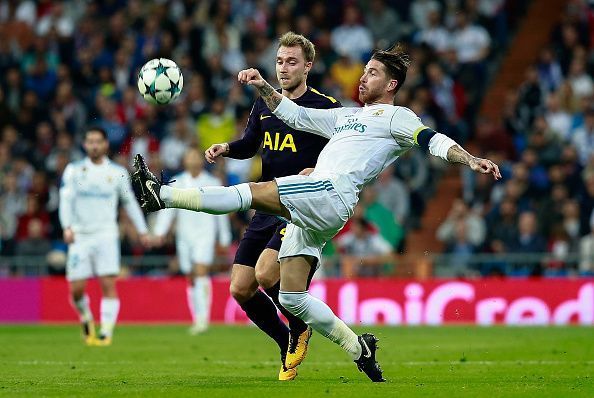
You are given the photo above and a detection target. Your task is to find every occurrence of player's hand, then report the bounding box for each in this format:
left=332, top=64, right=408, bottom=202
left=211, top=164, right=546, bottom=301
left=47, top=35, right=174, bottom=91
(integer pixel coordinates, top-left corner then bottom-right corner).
left=299, top=168, right=315, bottom=176
left=205, top=143, right=229, bottom=164
left=63, top=227, right=74, bottom=244
left=152, top=235, right=165, bottom=247
left=139, top=233, right=152, bottom=248
left=469, top=157, right=502, bottom=180
left=237, top=68, right=266, bottom=88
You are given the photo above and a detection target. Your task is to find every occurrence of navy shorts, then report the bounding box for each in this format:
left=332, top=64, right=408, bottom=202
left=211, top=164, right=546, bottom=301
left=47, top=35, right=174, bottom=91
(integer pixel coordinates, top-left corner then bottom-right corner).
left=233, top=212, right=287, bottom=267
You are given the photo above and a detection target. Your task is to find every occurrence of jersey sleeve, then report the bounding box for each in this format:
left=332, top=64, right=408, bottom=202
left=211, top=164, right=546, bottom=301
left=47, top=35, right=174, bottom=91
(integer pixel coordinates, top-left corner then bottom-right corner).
left=272, top=96, right=340, bottom=139
left=389, top=107, right=431, bottom=147
left=58, top=164, right=75, bottom=229
left=118, top=170, right=148, bottom=234
left=227, top=102, right=263, bottom=159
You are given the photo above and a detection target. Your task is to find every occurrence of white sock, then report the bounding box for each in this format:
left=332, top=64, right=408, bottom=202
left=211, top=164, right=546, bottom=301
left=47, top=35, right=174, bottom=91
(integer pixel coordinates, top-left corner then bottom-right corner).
left=73, top=294, right=93, bottom=323
left=160, top=184, right=252, bottom=214
left=279, top=291, right=362, bottom=360
left=186, top=286, right=195, bottom=323
left=100, top=297, right=120, bottom=338
left=193, top=276, right=212, bottom=327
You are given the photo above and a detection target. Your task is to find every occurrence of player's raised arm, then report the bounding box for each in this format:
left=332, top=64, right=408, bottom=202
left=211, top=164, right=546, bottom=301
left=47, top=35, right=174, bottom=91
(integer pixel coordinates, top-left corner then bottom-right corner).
left=238, top=68, right=338, bottom=139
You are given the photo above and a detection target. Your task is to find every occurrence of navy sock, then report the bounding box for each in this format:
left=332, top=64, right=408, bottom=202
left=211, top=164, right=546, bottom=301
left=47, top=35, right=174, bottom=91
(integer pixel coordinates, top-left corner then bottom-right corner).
left=265, top=281, right=308, bottom=336
left=240, top=290, right=289, bottom=353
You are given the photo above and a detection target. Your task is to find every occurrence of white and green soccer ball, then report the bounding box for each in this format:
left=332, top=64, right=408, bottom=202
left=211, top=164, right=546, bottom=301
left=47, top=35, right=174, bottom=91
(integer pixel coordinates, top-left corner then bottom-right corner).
left=137, top=58, right=184, bottom=105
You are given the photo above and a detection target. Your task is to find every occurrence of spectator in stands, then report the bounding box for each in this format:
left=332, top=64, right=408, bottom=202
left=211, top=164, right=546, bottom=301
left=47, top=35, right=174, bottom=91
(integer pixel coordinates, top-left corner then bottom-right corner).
left=329, top=54, right=364, bottom=103
left=364, top=0, right=402, bottom=49
left=506, top=211, right=547, bottom=276
left=414, top=9, right=451, bottom=54
left=0, top=171, right=26, bottom=254
left=15, top=194, right=50, bottom=242
left=195, top=97, right=235, bottom=152
left=544, top=92, right=572, bottom=142
left=567, top=58, right=594, bottom=100
left=560, top=199, right=581, bottom=252
left=15, top=218, right=51, bottom=258
left=451, top=9, right=490, bottom=67
left=538, top=184, right=569, bottom=237
left=443, top=220, right=478, bottom=276
left=45, top=131, right=83, bottom=173
left=95, top=94, right=126, bottom=150
left=160, top=117, right=193, bottom=175
left=410, top=0, right=441, bottom=30
left=336, top=217, right=395, bottom=278
left=537, top=47, right=563, bottom=93
left=116, top=86, right=145, bottom=125
left=571, top=106, right=594, bottom=166
left=119, top=117, right=160, bottom=168
left=375, top=165, right=410, bottom=226
left=578, top=214, right=594, bottom=275
left=437, top=198, right=486, bottom=248
left=358, top=185, right=405, bottom=252
left=330, top=4, right=373, bottom=62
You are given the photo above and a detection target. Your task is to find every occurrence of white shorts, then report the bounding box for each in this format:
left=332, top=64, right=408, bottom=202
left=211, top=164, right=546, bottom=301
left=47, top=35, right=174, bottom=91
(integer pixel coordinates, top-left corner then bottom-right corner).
left=177, top=239, right=215, bottom=274
left=66, top=235, right=120, bottom=281
left=275, top=175, right=349, bottom=262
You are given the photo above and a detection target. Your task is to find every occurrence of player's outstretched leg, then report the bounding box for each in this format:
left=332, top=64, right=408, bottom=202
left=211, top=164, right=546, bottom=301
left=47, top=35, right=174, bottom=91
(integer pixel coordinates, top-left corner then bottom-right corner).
left=132, top=154, right=253, bottom=215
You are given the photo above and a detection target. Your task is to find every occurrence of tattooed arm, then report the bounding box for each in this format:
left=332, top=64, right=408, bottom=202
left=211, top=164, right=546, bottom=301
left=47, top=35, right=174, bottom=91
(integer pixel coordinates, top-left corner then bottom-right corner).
left=447, top=144, right=502, bottom=180
left=237, top=68, right=283, bottom=111
left=238, top=68, right=339, bottom=139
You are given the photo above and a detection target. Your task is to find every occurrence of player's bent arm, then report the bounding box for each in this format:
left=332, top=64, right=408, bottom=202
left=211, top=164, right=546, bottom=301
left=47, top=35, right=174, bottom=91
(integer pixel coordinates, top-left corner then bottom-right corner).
left=271, top=96, right=337, bottom=139
left=58, top=165, right=75, bottom=230
left=119, top=173, right=149, bottom=234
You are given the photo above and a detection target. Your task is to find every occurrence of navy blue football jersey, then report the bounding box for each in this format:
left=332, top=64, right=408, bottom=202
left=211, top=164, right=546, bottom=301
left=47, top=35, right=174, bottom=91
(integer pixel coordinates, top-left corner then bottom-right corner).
left=226, top=87, right=341, bottom=182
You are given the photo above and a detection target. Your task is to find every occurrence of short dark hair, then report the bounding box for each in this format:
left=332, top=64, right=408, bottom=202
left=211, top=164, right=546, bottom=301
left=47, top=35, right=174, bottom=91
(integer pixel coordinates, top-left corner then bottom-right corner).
left=85, top=126, right=108, bottom=140
left=371, top=43, right=411, bottom=94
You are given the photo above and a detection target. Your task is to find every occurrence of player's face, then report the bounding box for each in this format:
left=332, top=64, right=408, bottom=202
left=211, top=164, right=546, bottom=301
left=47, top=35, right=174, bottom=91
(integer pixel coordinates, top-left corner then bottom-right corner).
left=276, top=46, right=312, bottom=91
left=183, top=149, right=203, bottom=174
left=358, top=59, right=397, bottom=104
left=83, top=131, right=108, bottom=160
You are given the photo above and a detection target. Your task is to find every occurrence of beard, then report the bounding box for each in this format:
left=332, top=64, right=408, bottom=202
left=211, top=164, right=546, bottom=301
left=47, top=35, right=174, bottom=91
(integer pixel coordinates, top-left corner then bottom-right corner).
left=358, top=87, right=382, bottom=104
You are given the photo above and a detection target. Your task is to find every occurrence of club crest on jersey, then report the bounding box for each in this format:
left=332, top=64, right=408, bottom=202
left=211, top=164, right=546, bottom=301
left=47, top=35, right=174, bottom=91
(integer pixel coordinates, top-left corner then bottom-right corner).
left=372, top=109, right=384, bottom=116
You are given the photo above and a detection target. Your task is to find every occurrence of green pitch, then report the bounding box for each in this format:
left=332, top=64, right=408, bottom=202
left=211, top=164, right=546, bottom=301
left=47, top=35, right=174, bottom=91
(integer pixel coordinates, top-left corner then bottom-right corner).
left=1, top=325, right=593, bottom=397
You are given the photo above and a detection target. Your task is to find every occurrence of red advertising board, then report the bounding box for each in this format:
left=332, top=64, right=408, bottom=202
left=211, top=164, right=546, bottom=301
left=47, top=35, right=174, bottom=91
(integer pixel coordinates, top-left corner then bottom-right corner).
left=2, top=277, right=593, bottom=325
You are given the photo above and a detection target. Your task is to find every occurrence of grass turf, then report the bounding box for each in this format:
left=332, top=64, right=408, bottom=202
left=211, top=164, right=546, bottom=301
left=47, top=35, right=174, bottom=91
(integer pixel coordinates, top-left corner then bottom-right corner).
left=0, top=325, right=592, bottom=397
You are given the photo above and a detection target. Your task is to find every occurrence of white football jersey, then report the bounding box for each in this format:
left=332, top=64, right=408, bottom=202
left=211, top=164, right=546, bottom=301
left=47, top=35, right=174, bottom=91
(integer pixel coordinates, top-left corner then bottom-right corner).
left=273, top=97, right=426, bottom=214
left=153, top=171, right=232, bottom=246
left=59, top=157, right=148, bottom=236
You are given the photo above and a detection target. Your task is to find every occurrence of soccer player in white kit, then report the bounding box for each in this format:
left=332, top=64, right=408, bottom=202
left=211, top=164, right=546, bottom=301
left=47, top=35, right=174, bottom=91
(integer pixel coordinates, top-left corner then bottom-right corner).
left=59, top=127, right=150, bottom=346
left=133, top=44, right=501, bottom=381
left=152, top=148, right=231, bottom=334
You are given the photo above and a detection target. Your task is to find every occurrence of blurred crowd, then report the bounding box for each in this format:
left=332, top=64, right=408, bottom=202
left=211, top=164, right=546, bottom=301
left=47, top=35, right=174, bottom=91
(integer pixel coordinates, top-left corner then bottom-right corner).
left=437, top=0, right=594, bottom=277
left=0, top=0, right=525, bottom=277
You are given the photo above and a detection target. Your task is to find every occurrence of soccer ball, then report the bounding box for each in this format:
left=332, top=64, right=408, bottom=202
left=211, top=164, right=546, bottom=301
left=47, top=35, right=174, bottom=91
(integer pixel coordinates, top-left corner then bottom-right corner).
left=137, top=58, right=184, bottom=105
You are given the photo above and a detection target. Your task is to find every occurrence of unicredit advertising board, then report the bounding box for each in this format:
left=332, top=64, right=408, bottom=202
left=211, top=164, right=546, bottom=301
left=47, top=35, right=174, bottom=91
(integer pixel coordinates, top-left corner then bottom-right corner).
left=0, top=278, right=592, bottom=325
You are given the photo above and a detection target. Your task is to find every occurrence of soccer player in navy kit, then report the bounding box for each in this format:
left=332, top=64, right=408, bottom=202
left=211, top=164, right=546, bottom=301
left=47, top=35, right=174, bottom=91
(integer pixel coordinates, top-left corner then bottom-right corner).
left=205, top=32, right=341, bottom=380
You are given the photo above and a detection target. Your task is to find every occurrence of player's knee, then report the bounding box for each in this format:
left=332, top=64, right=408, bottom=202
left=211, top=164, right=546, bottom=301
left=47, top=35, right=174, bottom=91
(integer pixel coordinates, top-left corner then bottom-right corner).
left=255, top=267, right=278, bottom=290
left=278, top=291, right=307, bottom=316
left=229, top=282, right=255, bottom=304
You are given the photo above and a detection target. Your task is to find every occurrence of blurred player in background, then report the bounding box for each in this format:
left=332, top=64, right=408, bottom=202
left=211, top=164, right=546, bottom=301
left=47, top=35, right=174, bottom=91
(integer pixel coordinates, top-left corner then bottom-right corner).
left=205, top=32, right=341, bottom=380
left=59, top=127, right=149, bottom=346
left=152, top=148, right=231, bottom=334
